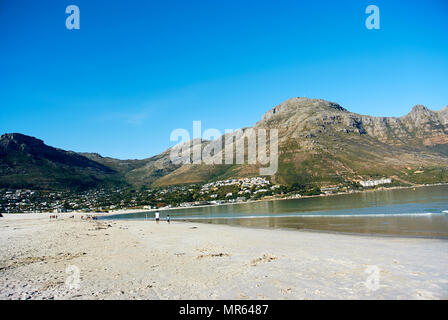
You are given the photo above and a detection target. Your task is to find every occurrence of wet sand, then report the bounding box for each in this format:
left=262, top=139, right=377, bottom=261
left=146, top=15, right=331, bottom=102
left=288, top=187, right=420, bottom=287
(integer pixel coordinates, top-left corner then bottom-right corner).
left=0, top=213, right=447, bottom=300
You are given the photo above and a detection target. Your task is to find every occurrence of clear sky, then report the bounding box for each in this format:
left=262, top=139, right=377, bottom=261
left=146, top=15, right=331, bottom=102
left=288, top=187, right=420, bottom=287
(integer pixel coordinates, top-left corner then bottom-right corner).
left=1, top=0, right=447, bottom=159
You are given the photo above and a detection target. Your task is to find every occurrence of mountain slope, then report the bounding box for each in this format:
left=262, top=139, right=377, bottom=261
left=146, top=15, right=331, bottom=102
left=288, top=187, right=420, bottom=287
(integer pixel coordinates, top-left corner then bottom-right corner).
left=1, top=98, right=447, bottom=190
left=0, top=134, right=125, bottom=190
left=79, top=152, right=152, bottom=175
left=149, top=98, right=448, bottom=186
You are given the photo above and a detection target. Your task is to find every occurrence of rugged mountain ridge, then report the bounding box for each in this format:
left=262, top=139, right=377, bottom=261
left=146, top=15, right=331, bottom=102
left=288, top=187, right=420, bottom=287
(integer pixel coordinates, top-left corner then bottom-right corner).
left=1, top=98, right=447, bottom=190
left=257, top=98, right=448, bottom=143
left=149, top=98, right=448, bottom=186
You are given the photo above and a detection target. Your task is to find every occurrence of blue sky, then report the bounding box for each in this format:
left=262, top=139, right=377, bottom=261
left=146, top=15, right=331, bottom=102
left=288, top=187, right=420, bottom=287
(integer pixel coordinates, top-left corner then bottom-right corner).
left=1, top=0, right=447, bottom=159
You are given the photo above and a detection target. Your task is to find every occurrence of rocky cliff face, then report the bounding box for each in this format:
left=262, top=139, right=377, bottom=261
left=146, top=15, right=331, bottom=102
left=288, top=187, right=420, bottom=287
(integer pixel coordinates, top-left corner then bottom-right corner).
left=250, top=98, right=448, bottom=151
left=256, top=98, right=448, bottom=144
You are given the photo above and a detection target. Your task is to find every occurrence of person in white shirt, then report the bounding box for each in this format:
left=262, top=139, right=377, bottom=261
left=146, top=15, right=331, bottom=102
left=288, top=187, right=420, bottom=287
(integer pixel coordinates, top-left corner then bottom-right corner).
left=155, top=211, right=160, bottom=224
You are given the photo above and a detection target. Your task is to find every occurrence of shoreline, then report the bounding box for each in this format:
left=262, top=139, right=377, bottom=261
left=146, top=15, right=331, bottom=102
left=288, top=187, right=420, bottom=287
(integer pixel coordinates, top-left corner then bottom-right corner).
left=1, top=214, right=447, bottom=299
left=109, top=182, right=448, bottom=215
left=2, top=182, right=447, bottom=217
left=101, top=182, right=448, bottom=216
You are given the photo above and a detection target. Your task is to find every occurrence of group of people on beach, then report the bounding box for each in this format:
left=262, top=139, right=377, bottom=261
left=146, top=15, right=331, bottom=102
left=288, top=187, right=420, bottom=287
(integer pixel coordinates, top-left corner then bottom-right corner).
left=154, top=211, right=170, bottom=224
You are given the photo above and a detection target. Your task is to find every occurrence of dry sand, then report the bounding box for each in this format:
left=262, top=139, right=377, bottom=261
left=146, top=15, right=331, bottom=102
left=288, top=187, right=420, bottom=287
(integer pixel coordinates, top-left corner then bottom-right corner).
left=0, top=213, right=447, bottom=300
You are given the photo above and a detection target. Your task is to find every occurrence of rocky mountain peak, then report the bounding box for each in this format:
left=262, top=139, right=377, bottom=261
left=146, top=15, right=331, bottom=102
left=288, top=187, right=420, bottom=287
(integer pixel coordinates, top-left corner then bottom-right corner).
left=437, top=106, right=448, bottom=124
left=258, top=97, right=347, bottom=126
left=410, top=104, right=430, bottom=113
left=1, top=133, right=44, bottom=146
left=401, top=104, right=438, bottom=125
left=0, top=133, right=46, bottom=155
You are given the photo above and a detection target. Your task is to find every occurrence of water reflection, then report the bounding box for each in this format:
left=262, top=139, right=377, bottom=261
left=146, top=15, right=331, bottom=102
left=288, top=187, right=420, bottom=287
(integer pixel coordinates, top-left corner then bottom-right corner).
left=105, top=185, right=448, bottom=238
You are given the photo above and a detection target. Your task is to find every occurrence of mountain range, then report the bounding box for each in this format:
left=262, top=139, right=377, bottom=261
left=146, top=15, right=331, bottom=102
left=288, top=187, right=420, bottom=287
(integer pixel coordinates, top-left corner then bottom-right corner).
left=1, top=97, right=448, bottom=190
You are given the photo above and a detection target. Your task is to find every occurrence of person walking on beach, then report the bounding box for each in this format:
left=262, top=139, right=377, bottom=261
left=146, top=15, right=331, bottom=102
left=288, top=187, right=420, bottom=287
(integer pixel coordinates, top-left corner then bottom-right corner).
left=155, top=211, right=160, bottom=224
left=167, top=215, right=170, bottom=224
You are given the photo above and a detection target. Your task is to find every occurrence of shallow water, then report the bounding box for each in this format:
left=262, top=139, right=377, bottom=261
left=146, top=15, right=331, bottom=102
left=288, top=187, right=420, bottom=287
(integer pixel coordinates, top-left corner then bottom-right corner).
left=104, top=185, right=448, bottom=238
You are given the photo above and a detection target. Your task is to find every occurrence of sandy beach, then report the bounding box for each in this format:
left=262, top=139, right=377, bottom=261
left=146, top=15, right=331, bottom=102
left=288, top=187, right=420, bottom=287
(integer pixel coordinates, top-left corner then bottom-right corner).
left=0, top=213, right=447, bottom=300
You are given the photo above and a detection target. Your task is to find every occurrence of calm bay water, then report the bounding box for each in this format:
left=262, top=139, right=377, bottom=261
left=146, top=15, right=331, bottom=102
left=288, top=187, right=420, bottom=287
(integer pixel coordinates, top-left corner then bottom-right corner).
left=104, top=185, right=448, bottom=238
